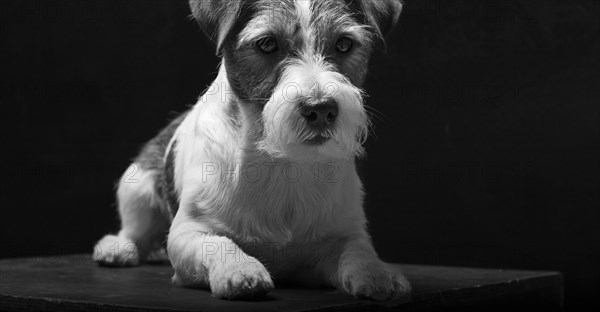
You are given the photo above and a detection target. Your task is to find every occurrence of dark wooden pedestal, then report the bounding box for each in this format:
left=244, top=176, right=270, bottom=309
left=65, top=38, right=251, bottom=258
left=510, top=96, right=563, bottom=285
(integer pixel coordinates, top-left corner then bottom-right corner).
left=0, top=255, right=562, bottom=311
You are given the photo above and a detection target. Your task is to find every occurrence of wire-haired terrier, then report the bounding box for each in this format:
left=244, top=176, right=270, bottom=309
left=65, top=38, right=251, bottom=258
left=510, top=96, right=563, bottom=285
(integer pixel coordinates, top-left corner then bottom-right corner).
left=94, top=0, right=410, bottom=301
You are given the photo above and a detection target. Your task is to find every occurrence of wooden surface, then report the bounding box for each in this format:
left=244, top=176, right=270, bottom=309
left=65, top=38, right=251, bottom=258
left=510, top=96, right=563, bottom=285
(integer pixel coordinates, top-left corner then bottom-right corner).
left=0, top=255, right=562, bottom=311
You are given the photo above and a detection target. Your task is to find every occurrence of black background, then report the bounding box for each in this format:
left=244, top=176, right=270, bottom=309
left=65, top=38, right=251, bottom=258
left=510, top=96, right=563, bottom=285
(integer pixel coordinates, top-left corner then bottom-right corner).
left=1, top=0, right=599, bottom=310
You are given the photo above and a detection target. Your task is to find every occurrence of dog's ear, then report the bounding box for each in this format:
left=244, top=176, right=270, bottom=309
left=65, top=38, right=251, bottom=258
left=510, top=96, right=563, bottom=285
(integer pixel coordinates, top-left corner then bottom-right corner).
left=189, top=0, right=244, bottom=55
left=357, top=0, right=403, bottom=49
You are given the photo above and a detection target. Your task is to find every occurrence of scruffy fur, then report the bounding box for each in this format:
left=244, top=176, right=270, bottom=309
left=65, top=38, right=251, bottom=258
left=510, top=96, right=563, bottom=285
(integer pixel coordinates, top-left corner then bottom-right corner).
left=94, top=0, right=410, bottom=301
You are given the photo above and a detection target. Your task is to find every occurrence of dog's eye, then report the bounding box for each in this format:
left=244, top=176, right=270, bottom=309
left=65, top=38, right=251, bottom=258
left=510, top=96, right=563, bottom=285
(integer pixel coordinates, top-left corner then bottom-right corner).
left=256, top=37, right=278, bottom=53
left=335, top=37, right=353, bottom=53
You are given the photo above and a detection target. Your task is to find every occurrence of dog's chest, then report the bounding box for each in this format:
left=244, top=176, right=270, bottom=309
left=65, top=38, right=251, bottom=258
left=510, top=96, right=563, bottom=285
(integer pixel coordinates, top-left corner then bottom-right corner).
left=214, top=160, right=346, bottom=244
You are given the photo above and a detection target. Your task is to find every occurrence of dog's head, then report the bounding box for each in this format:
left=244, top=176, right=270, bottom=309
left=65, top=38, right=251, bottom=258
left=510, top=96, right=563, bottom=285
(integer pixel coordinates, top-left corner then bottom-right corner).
left=190, top=0, right=402, bottom=160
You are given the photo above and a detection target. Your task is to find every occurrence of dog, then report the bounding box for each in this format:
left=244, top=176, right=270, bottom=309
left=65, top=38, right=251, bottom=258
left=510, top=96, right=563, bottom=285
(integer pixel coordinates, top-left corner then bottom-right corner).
left=93, top=0, right=410, bottom=301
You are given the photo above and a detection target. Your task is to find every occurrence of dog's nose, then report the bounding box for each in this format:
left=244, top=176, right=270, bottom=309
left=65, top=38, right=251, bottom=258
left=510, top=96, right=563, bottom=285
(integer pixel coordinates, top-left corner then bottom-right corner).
left=300, top=99, right=339, bottom=129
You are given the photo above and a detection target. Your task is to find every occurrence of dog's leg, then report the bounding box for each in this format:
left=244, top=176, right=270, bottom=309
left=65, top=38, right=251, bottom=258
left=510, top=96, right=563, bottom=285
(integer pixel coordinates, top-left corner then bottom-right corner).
left=93, top=165, right=169, bottom=266
left=167, top=218, right=274, bottom=299
left=315, top=234, right=412, bottom=301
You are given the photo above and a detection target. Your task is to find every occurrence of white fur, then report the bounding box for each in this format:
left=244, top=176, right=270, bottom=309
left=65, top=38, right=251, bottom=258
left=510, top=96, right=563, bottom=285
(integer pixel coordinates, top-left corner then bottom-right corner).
left=296, top=0, right=314, bottom=49
left=94, top=167, right=170, bottom=266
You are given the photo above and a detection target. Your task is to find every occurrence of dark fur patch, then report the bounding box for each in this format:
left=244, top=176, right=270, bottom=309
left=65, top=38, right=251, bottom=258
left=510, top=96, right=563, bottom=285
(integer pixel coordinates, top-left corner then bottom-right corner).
left=222, top=1, right=296, bottom=107
left=134, top=111, right=188, bottom=216
left=311, top=0, right=374, bottom=86
left=355, top=0, right=403, bottom=48
left=189, top=0, right=251, bottom=54
left=161, top=139, right=179, bottom=216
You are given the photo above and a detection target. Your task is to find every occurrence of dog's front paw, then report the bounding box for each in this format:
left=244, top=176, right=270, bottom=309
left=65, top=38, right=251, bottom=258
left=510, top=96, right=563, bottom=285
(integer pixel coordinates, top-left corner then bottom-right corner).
left=208, top=257, right=274, bottom=300
left=339, top=261, right=411, bottom=301
left=93, top=235, right=139, bottom=267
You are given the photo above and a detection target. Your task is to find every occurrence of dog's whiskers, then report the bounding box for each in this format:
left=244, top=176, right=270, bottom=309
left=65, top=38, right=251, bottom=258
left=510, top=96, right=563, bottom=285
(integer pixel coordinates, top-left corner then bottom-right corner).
left=364, top=105, right=389, bottom=124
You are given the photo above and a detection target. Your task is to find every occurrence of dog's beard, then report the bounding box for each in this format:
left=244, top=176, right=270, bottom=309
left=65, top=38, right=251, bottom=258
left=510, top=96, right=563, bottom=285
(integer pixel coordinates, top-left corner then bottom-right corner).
left=257, top=60, right=369, bottom=161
